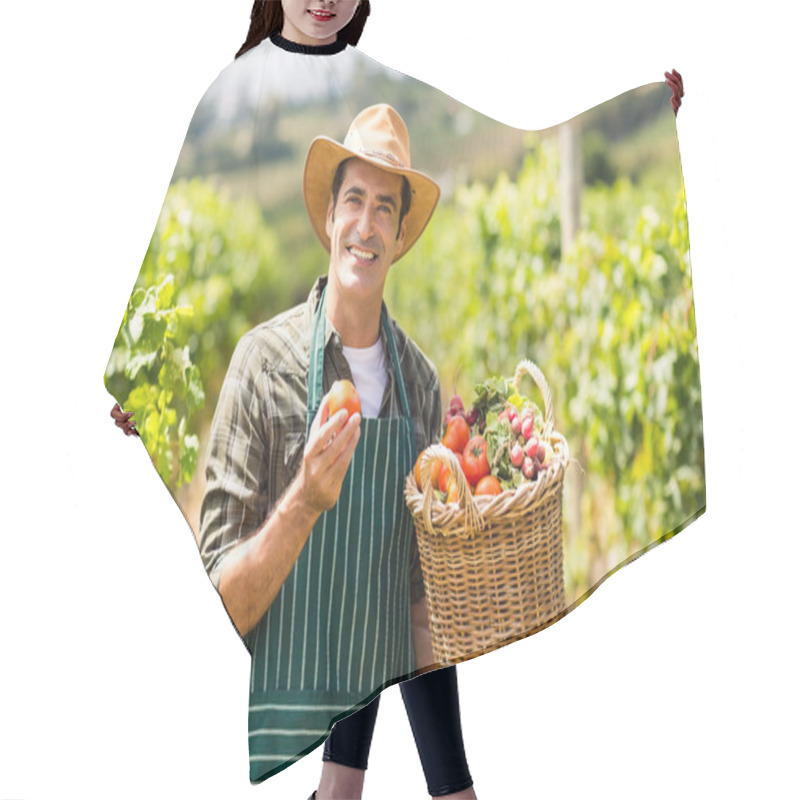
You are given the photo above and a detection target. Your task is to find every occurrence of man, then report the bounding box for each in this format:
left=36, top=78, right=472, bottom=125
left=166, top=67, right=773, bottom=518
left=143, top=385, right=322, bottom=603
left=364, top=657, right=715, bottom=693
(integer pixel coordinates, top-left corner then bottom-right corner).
left=199, top=104, right=476, bottom=798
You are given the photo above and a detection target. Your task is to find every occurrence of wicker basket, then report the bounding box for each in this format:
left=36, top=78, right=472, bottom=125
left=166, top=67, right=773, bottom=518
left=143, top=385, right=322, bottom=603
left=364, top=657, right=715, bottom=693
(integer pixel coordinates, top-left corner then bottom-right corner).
left=404, top=360, right=568, bottom=666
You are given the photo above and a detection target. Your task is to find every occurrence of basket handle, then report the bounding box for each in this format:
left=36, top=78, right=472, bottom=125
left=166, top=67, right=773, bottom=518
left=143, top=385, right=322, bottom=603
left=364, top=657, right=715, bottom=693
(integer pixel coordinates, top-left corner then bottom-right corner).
left=419, top=443, right=484, bottom=538
left=513, top=359, right=555, bottom=439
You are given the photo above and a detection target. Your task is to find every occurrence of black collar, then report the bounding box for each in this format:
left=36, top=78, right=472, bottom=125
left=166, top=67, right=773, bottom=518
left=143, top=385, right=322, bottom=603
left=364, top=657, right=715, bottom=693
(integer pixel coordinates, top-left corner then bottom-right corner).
left=270, top=33, right=347, bottom=55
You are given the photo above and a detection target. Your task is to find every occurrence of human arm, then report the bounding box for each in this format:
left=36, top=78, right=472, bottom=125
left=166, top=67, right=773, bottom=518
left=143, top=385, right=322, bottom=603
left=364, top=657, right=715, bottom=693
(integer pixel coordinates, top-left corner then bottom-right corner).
left=197, top=319, right=367, bottom=637
left=217, top=400, right=361, bottom=637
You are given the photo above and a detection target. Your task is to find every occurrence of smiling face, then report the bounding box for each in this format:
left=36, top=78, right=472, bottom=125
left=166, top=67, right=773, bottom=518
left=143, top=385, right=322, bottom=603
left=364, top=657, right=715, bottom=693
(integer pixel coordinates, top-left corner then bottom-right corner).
left=325, top=158, right=409, bottom=309
left=280, top=0, right=360, bottom=46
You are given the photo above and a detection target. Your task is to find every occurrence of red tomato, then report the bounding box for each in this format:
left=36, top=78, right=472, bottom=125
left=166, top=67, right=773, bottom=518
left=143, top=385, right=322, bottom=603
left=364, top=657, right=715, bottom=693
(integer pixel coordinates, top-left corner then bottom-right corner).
left=438, top=452, right=464, bottom=493
left=414, top=451, right=442, bottom=492
left=430, top=459, right=442, bottom=491
left=328, top=379, right=361, bottom=419
left=462, top=435, right=490, bottom=487
left=474, top=475, right=503, bottom=496
left=442, top=415, right=470, bottom=453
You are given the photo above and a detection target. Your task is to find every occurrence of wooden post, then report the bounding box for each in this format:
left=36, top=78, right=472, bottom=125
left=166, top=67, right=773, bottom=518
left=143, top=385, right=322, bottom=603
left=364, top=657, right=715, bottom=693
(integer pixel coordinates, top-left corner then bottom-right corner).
left=559, top=119, right=582, bottom=256
left=559, top=119, right=585, bottom=558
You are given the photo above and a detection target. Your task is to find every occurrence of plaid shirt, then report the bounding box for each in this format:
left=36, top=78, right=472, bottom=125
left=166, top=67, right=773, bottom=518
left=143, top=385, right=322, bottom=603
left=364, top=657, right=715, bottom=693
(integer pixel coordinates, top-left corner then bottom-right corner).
left=199, top=276, right=441, bottom=602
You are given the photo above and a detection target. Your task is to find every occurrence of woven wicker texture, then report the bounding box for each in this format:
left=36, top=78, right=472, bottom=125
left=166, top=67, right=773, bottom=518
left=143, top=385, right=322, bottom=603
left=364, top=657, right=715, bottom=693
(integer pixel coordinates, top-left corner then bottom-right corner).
left=404, top=361, right=569, bottom=665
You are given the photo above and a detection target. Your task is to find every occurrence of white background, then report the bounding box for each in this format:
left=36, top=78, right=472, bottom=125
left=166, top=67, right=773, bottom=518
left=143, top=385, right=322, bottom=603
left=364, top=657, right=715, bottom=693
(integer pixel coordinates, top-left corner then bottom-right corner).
left=1, top=1, right=798, bottom=798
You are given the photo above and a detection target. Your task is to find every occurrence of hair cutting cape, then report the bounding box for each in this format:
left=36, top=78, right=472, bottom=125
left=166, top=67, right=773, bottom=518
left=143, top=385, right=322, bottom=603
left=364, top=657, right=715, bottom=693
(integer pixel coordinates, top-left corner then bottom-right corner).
left=105, top=35, right=705, bottom=783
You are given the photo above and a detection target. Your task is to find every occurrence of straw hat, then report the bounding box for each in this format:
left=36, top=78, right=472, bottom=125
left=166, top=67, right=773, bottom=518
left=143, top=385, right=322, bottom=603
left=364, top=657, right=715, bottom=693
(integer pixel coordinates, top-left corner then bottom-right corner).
left=303, top=104, right=441, bottom=263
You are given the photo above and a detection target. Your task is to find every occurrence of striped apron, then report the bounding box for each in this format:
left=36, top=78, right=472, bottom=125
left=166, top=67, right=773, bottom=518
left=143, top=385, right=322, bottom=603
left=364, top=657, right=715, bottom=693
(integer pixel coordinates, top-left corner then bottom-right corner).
left=245, top=285, right=418, bottom=783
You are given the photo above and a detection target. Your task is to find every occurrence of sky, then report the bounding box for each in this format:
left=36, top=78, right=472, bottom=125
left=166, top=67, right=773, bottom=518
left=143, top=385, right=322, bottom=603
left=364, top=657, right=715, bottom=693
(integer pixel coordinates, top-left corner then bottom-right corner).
left=1, top=1, right=798, bottom=799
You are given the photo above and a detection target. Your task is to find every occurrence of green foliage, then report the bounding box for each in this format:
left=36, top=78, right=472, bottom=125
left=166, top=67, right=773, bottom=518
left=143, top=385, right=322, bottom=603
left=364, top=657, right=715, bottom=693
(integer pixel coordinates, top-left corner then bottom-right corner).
left=582, top=129, right=616, bottom=186
left=388, top=132, right=704, bottom=599
left=549, top=182, right=704, bottom=568
left=105, top=108, right=703, bottom=603
left=133, top=179, right=285, bottom=387
left=393, top=137, right=562, bottom=392
left=471, top=375, right=515, bottom=425
left=106, top=179, right=286, bottom=489
left=105, top=275, right=203, bottom=487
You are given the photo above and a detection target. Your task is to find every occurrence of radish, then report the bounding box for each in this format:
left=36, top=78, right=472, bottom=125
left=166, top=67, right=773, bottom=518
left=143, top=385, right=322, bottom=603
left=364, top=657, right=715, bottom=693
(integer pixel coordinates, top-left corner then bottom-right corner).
left=522, top=457, right=537, bottom=480
left=509, top=443, right=524, bottom=468
left=521, top=415, right=535, bottom=441
left=524, top=436, right=539, bottom=459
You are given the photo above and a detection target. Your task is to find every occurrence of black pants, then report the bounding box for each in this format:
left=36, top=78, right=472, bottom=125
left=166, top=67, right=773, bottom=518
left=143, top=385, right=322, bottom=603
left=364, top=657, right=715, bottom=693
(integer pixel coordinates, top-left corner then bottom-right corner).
left=323, top=666, right=473, bottom=797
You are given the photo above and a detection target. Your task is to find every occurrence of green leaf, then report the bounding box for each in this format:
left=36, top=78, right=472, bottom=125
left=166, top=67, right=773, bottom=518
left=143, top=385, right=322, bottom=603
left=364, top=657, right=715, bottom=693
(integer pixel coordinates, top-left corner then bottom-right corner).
left=125, top=383, right=158, bottom=411
left=185, top=365, right=205, bottom=412
left=507, top=392, right=524, bottom=411
left=125, top=350, right=159, bottom=381
left=159, top=345, right=192, bottom=396
left=179, top=433, right=200, bottom=486
left=156, top=274, right=176, bottom=310
left=135, top=312, right=168, bottom=355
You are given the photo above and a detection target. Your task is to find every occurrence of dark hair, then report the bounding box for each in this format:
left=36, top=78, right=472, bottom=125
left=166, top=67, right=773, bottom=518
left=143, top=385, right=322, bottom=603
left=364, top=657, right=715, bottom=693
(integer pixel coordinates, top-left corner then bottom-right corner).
left=236, top=1, right=371, bottom=59
left=331, top=157, right=412, bottom=240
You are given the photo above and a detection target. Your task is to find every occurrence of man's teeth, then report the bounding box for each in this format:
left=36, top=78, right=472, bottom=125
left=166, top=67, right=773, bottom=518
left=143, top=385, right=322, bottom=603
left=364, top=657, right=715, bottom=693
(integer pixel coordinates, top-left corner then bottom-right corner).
left=348, top=246, right=376, bottom=261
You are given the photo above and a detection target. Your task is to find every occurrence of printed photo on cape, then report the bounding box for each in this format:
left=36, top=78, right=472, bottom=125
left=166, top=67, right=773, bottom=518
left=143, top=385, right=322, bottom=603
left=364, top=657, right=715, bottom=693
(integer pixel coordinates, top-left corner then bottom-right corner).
left=104, top=35, right=705, bottom=783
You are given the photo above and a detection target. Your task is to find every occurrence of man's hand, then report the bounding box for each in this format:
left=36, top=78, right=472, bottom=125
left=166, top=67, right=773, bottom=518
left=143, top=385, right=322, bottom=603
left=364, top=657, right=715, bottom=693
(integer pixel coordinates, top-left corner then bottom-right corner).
left=217, top=390, right=360, bottom=637
left=297, top=391, right=362, bottom=514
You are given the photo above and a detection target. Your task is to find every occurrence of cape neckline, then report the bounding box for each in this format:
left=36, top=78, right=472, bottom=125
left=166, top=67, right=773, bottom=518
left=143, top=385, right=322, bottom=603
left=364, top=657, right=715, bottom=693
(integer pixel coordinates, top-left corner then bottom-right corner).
left=270, top=32, right=348, bottom=55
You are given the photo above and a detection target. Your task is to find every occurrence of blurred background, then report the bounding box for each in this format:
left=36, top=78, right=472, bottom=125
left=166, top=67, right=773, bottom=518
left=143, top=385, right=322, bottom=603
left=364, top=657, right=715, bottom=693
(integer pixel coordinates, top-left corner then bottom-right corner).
left=104, top=54, right=703, bottom=611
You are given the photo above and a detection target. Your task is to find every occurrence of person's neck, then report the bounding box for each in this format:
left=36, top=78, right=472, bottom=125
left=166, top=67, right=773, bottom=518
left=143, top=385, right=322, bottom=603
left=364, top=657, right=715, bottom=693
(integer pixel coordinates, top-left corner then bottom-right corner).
left=325, top=283, right=382, bottom=349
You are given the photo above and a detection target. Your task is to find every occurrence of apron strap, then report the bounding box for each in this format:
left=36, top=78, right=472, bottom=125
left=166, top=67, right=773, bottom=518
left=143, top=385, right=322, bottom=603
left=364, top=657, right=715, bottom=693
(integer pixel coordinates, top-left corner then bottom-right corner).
left=381, top=304, right=413, bottom=421
left=307, top=283, right=414, bottom=428
left=307, top=284, right=328, bottom=429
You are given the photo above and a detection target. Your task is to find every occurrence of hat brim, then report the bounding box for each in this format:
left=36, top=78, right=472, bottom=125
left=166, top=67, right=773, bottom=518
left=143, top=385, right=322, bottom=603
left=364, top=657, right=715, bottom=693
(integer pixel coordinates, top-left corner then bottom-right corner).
left=303, top=137, right=441, bottom=264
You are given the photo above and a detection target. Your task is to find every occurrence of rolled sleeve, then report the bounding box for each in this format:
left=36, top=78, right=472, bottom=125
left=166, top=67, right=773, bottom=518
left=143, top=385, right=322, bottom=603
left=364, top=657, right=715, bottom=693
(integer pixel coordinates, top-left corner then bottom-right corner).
left=199, top=333, right=273, bottom=588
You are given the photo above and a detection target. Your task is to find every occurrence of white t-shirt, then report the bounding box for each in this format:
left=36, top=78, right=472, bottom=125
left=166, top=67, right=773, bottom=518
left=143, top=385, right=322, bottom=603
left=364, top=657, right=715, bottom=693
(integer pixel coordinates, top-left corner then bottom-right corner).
left=342, top=340, right=387, bottom=419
